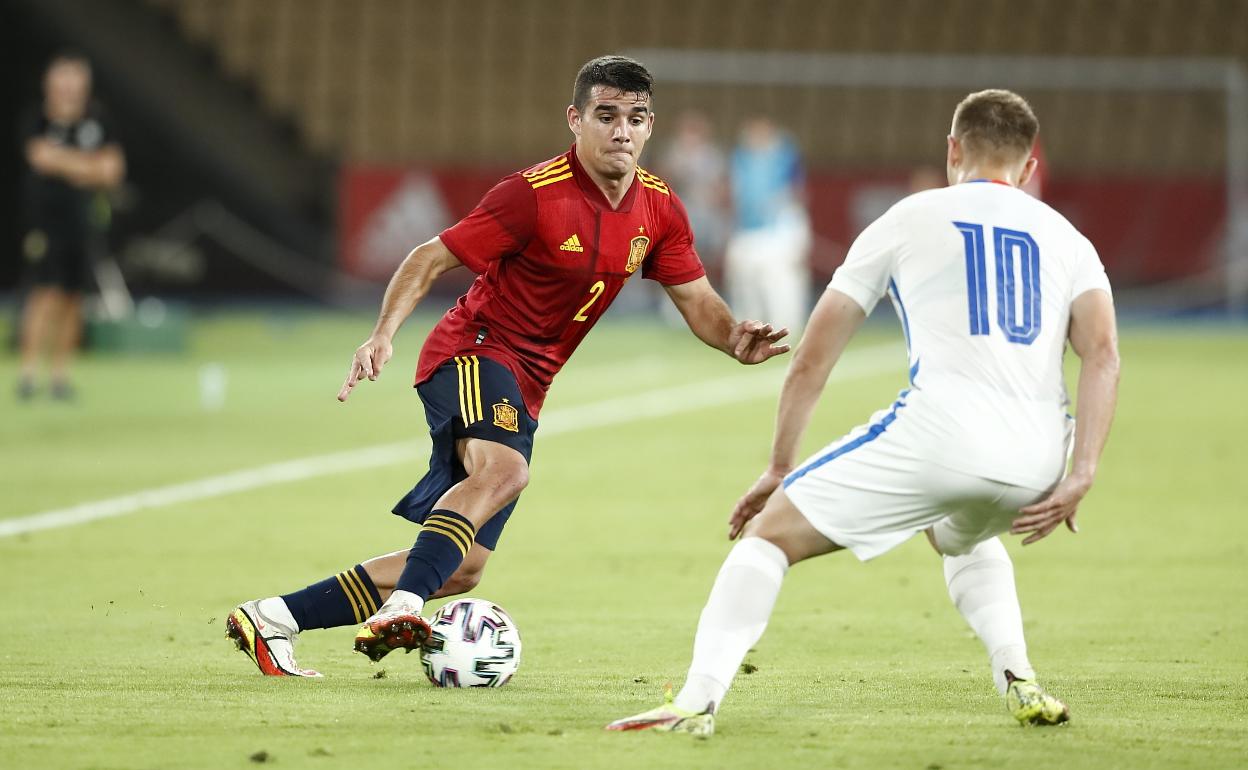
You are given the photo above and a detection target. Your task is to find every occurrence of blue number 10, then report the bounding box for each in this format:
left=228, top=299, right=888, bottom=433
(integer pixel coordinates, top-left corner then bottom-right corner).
left=953, top=222, right=1041, bottom=344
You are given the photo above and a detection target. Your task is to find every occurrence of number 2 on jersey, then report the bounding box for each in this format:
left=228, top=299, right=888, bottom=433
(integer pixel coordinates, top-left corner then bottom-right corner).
left=953, top=222, right=1041, bottom=344
left=573, top=280, right=606, bottom=322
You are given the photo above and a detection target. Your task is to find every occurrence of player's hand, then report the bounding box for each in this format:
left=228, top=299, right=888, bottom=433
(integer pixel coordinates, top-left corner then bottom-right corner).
left=1010, top=472, right=1092, bottom=545
left=27, top=138, right=65, bottom=174
left=337, top=335, right=394, bottom=402
left=729, top=468, right=785, bottom=540
left=728, top=320, right=791, bottom=365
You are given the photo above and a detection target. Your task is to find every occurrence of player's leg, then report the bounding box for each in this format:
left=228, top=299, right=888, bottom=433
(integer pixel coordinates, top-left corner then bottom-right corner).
left=607, top=487, right=839, bottom=734
left=360, top=541, right=492, bottom=599
left=226, top=544, right=496, bottom=678
left=17, top=230, right=66, bottom=396
left=761, top=216, right=812, bottom=333
left=47, top=239, right=88, bottom=398
left=744, top=232, right=773, bottom=323
left=762, top=257, right=808, bottom=335
left=356, top=437, right=525, bottom=658
left=927, top=528, right=1034, bottom=694
left=225, top=559, right=386, bottom=677
left=17, top=285, right=59, bottom=396
left=679, top=488, right=839, bottom=709
left=927, top=487, right=1070, bottom=725
left=232, top=453, right=524, bottom=674
left=49, top=289, right=83, bottom=399
left=610, top=396, right=935, bottom=733
left=380, top=435, right=527, bottom=602
left=227, top=356, right=531, bottom=675
left=724, top=230, right=764, bottom=322
left=356, top=356, right=535, bottom=659
left=261, top=527, right=495, bottom=657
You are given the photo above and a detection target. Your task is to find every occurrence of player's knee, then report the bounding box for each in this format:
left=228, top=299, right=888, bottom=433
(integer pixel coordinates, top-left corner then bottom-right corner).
left=483, top=455, right=529, bottom=500
left=442, top=567, right=484, bottom=596
left=740, top=518, right=802, bottom=565
left=924, top=527, right=949, bottom=555
left=928, top=524, right=991, bottom=558
left=507, top=460, right=530, bottom=494
left=465, top=440, right=529, bottom=499
left=935, top=541, right=974, bottom=557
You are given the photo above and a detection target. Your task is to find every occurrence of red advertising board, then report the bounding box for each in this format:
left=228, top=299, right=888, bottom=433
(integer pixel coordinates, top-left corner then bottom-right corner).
left=340, top=165, right=1224, bottom=288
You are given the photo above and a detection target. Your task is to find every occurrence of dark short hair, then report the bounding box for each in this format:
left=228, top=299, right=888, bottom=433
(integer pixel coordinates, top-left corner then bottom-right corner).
left=952, top=89, right=1039, bottom=162
left=48, top=48, right=91, bottom=71
left=572, top=55, right=653, bottom=112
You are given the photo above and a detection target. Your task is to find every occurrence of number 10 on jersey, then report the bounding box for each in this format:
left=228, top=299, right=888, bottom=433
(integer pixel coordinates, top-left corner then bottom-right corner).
left=953, top=222, right=1041, bottom=345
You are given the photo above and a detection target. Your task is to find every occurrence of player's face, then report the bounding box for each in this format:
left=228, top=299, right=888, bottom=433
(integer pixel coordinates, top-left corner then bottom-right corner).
left=45, top=61, right=91, bottom=123
left=568, top=86, right=654, bottom=181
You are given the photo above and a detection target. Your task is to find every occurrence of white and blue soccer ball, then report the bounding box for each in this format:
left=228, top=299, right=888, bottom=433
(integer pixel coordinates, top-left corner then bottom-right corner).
left=419, top=598, right=522, bottom=688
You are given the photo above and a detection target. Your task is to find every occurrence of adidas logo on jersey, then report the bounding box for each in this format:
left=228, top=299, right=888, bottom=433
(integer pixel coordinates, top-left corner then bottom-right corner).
left=559, top=234, right=584, bottom=252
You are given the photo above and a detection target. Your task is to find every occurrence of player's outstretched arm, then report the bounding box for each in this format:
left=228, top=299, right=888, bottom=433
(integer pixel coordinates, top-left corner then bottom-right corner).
left=337, top=237, right=463, bottom=402
left=1012, top=289, right=1120, bottom=545
left=663, top=276, right=790, bottom=364
left=729, top=288, right=866, bottom=538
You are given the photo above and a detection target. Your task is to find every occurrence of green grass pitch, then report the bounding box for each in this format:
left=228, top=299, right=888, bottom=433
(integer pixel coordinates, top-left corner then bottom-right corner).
left=2, top=310, right=1246, bottom=769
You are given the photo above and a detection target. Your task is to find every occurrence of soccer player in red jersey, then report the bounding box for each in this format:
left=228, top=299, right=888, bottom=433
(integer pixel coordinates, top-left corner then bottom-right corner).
left=226, top=56, right=790, bottom=676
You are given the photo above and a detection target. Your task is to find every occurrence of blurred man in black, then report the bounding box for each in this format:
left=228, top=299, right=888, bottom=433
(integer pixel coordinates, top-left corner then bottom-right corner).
left=17, top=51, right=124, bottom=400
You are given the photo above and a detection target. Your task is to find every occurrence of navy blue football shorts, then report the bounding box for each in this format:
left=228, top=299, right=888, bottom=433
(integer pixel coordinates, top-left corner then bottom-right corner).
left=392, top=355, right=538, bottom=550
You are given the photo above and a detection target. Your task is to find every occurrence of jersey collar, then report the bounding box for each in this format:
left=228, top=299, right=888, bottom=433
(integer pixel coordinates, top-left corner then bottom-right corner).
left=569, top=144, right=640, bottom=213
left=967, top=178, right=1014, bottom=187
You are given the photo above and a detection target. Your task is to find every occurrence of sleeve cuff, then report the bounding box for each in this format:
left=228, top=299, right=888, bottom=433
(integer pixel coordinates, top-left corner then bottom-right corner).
left=652, top=264, right=707, bottom=286
left=1072, top=274, right=1113, bottom=301
left=438, top=228, right=487, bottom=274
left=828, top=272, right=883, bottom=315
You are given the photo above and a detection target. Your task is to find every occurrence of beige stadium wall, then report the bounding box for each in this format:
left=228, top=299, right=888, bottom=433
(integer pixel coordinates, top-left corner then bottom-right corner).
left=152, top=0, right=1248, bottom=173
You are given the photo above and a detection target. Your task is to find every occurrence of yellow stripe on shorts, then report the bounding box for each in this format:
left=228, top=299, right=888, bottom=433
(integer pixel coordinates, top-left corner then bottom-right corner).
left=455, top=357, right=473, bottom=424
left=470, top=356, right=483, bottom=423
left=455, top=356, right=484, bottom=425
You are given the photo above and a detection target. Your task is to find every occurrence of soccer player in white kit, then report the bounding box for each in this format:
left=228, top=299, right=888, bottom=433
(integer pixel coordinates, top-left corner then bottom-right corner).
left=608, top=90, right=1120, bottom=735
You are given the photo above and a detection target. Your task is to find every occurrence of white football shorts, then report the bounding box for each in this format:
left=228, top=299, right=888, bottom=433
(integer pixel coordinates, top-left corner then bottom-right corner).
left=782, top=392, right=1064, bottom=560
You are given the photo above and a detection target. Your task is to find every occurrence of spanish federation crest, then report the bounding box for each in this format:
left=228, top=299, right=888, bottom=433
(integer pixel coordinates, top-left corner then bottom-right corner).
left=492, top=401, right=519, bottom=433
left=626, top=235, right=650, bottom=274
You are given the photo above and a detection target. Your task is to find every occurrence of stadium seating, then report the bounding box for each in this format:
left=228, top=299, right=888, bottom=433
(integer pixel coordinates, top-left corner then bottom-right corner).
left=146, top=0, right=1248, bottom=173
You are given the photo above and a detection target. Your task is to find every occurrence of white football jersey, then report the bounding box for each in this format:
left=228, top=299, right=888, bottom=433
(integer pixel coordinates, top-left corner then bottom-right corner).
left=829, top=181, right=1112, bottom=488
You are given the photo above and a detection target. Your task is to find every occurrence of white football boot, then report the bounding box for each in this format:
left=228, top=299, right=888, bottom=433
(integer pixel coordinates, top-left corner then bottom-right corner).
left=226, top=598, right=322, bottom=677
left=605, top=685, right=715, bottom=736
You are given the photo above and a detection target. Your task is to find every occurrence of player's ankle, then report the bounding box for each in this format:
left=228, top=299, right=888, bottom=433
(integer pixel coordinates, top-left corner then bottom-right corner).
left=675, top=674, right=724, bottom=714
left=380, top=589, right=424, bottom=616
left=256, top=596, right=300, bottom=633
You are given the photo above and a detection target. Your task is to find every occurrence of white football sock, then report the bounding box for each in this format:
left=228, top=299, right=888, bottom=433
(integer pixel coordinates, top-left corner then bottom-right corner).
left=379, top=588, right=424, bottom=616
left=257, top=596, right=300, bottom=633
left=674, top=537, right=789, bottom=714
left=943, top=536, right=1035, bottom=694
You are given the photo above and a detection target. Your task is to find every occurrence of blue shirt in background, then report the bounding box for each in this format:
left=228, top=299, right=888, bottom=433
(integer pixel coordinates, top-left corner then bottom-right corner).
left=731, top=137, right=803, bottom=231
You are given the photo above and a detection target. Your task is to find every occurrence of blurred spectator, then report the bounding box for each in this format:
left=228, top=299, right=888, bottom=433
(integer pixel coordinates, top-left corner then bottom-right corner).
left=658, top=111, right=729, bottom=264
left=653, top=111, right=729, bottom=324
left=16, top=51, right=125, bottom=401
left=724, top=117, right=811, bottom=332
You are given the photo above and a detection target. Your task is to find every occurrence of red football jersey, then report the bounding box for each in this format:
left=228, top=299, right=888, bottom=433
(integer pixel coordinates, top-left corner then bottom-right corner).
left=418, top=146, right=705, bottom=418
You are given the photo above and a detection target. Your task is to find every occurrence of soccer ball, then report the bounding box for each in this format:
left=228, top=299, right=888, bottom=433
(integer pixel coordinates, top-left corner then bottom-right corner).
left=419, top=598, right=522, bottom=687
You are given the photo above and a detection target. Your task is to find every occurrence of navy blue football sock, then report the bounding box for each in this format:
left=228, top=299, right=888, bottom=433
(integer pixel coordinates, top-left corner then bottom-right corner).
left=395, top=510, right=476, bottom=600
left=280, top=564, right=382, bottom=631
